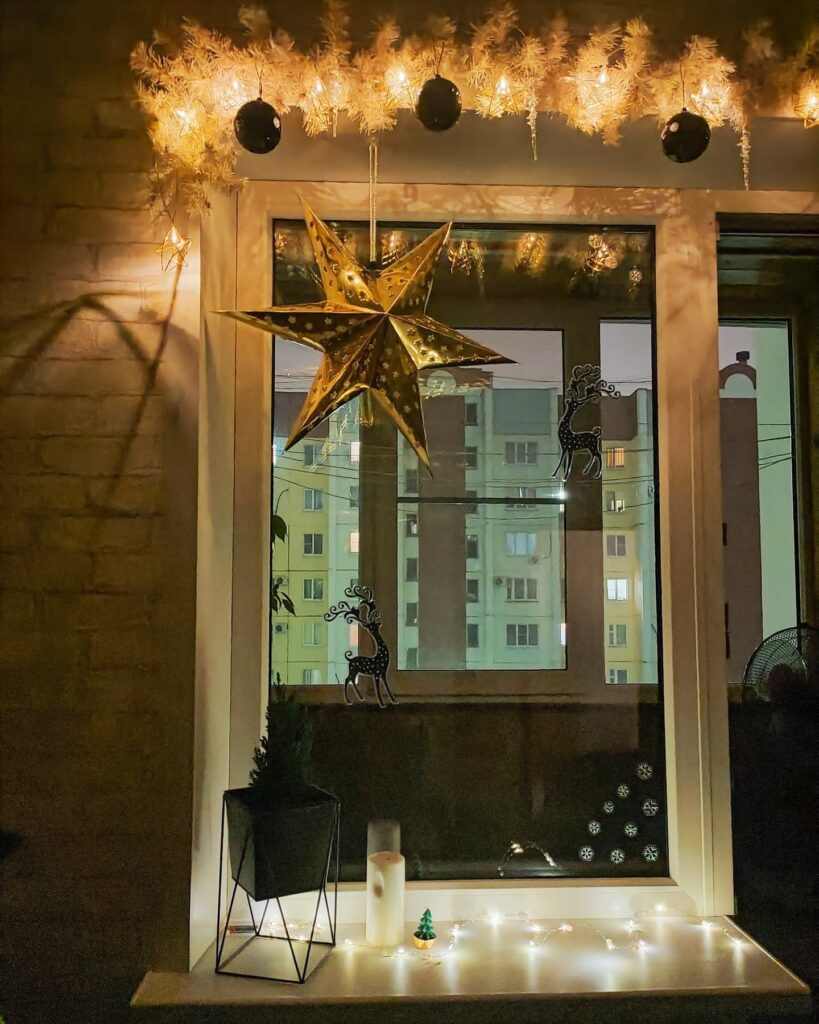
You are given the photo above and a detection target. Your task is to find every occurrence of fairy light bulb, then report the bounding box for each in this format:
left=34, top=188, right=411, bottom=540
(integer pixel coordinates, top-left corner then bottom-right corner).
left=497, top=76, right=509, bottom=95
left=558, top=923, right=573, bottom=932
left=598, top=67, right=608, bottom=84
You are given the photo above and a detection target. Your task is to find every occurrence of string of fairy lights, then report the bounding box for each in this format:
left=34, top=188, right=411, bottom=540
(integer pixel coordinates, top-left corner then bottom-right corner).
left=131, top=4, right=819, bottom=262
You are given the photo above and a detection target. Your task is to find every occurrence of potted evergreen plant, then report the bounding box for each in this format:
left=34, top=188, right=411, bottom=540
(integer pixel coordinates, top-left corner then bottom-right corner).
left=224, top=674, right=339, bottom=901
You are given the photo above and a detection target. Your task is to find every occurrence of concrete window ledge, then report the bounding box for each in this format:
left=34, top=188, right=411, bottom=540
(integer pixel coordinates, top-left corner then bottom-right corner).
left=132, top=917, right=811, bottom=1024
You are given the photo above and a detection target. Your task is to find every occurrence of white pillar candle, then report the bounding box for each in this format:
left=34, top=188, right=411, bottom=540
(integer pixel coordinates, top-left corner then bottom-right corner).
left=365, top=850, right=405, bottom=947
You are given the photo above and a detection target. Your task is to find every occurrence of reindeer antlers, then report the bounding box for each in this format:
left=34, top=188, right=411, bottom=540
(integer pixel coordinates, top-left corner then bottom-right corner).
left=324, top=584, right=382, bottom=626
left=567, top=363, right=621, bottom=404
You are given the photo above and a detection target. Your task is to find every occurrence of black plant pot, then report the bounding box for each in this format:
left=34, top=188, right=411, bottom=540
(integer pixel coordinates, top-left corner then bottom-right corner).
left=224, top=783, right=339, bottom=902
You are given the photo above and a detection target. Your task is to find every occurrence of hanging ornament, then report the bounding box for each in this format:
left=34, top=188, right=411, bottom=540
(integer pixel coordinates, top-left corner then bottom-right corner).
left=661, top=108, right=711, bottom=163
left=416, top=75, right=462, bottom=131
left=234, top=96, right=282, bottom=154
left=448, top=238, right=485, bottom=280
left=222, top=201, right=511, bottom=468
left=155, top=223, right=191, bottom=271
left=627, top=266, right=643, bottom=299
left=515, top=232, right=548, bottom=274
left=583, top=234, right=620, bottom=275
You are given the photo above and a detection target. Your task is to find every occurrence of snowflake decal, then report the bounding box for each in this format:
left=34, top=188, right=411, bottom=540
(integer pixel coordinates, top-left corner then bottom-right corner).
left=624, top=822, right=638, bottom=837
left=610, top=848, right=625, bottom=864
left=617, top=784, right=630, bottom=799
left=642, top=798, right=659, bottom=817
left=588, top=820, right=601, bottom=835
left=636, top=762, right=654, bottom=781
left=642, top=844, right=660, bottom=862
left=603, top=801, right=615, bottom=814
left=579, top=846, right=595, bottom=862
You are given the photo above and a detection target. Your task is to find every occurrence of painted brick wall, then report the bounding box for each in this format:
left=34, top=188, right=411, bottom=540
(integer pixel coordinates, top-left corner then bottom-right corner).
left=1, top=2, right=816, bottom=1022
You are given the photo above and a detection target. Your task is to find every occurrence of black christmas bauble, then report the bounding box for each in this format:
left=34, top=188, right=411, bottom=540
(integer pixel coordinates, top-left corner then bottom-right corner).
left=234, top=98, right=282, bottom=154
left=416, top=75, right=462, bottom=132
left=660, top=108, right=711, bottom=163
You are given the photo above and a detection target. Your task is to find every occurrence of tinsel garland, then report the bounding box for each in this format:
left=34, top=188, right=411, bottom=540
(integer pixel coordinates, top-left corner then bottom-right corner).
left=131, top=4, right=819, bottom=215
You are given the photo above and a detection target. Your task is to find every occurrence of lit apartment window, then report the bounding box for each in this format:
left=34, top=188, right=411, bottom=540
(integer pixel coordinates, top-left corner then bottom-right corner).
left=349, top=485, right=359, bottom=509
left=466, top=578, right=480, bottom=603
left=466, top=623, right=480, bottom=648
left=350, top=441, right=361, bottom=464
left=406, top=647, right=418, bottom=668
left=405, top=513, right=418, bottom=536
left=464, top=446, right=478, bottom=469
left=303, top=621, right=323, bottom=646
left=606, top=447, right=625, bottom=469
left=560, top=622, right=567, bottom=646
left=608, top=668, right=629, bottom=684
left=304, top=488, right=323, bottom=511
left=607, top=578, right=629, bottom=601
left=349, top=623, right=358, bottom=647
left=405, top=468, right=419, bottom=493
left=507, top=623, right=539, bottom=647
left=465, top=490, right=478, bottom=515
left=606, top=534, right=626, bottom=557
left=606, top=491, right=626, bottom=512
left=303, top=443, right=319, bottom=467
left=504, top=441, right=537, bottom=465
left=406, top=602, right=418, bottom=627
left=505, top=532, right=536, bottom=557
left=303, top=578, right=324, bottom=601
left=506, top=577, right=537, bottom=601
left=303, top=533, right=324, bottom=556
left=608, top=623, right=628, bottom=646
left=465, top=402, right=478, bottom=426
left=302, top=668, right=322, bottom=685
left=466, top=534, right=479, bottom=559
left=506, top=486, right=537, bottom=510
left=406, top=557, right=418, bottom=582
left=349, top=530, right=360, bottom=553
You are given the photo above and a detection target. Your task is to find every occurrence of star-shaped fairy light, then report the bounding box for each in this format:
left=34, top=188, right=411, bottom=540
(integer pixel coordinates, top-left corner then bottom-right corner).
left=222, top=202, right=513, bottom=468
left=155, top=223, right=192, bottom=271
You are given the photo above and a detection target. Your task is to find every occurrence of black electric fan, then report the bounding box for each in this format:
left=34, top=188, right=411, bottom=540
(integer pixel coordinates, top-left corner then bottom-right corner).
left=742, top=624, right=819, bottom=705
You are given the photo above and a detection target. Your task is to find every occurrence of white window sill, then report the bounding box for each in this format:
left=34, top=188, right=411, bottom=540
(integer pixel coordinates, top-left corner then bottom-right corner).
left=132, top=916, right=809, bottom=1022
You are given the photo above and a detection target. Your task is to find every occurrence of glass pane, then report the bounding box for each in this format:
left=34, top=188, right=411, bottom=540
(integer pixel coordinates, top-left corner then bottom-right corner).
left=270, top=219, right=665, bottom=882
left=718, top=324, right=798, bottom=682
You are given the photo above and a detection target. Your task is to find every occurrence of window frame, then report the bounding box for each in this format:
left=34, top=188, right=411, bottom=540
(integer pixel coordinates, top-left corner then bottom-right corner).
left=197, top=181, right=812, bottom=945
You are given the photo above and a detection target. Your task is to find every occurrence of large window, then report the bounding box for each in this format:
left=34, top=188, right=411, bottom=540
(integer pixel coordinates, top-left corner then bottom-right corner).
left=270, top=220, right=663, bottom=881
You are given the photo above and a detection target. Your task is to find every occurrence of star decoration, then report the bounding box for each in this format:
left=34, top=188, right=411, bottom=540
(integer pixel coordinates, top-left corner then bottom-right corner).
left=156, top=224, right=192, bottom=271
left=221, top=201, right=513, bottom=468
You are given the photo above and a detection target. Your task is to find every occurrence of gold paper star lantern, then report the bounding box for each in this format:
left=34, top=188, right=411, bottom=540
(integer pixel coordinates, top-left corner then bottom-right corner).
left=223, top=202, right=513, bottom=469
left=156, top=224, right=192, bottom=271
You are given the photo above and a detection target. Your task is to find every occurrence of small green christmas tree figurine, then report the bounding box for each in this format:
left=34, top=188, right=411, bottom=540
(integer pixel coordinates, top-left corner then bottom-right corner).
left=413, top=908, right=437, bottom=949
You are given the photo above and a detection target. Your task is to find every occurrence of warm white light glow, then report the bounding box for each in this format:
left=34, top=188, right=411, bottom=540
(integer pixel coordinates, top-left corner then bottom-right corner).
left=349, top=531, right=360, bottom=553
left=655, top=903, right=667, bottom=913
left=598, top=68, right=608, bottom=84
left=558, top=923, right=573, bottom=933
left=497, top=76, right=510, bottom=95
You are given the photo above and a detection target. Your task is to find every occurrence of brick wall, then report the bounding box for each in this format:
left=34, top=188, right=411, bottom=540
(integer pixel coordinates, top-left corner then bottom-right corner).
left=1, top=2, right=816, bottom=1022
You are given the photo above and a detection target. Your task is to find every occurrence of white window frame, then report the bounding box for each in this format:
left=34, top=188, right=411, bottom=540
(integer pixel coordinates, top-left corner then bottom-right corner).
left=194, top=180, right=815, bottom=963
left=303, top=532, right=323, bottom=556
left=303, top=577, right=324, bottom=601
left=303, top=487, right=323, bottom=511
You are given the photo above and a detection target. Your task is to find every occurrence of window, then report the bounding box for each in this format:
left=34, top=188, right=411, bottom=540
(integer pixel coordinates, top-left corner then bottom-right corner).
left=465, top=490, right=478, bottom=515
left=505, top=532, right=536, bottom=557
left=507, top=487, right=537, bottom=509
left=350, top=441, right=361, bottom=464
left=507, top=623, right=539, bottom=647
left=302, top=668, right=322, bottom=685
left=406, top=557, right=418, bottom=582
left=608, top=623, right=627, bottom=646
left=303, top=578, right=324, bottom=601
left=405, top=513, right=418, bottom=536
left=466, top=623, right=480, bottom=648
left=349, top=485, right=360, bottom=509
left=349, top=530, right=359, bottom=553
left=406, top=602, right=418, bottom=627
left=304, top=488, right=323, bottom=511
left=405, top=468, right=419, bottom=493
left=466, top=578, right=480, bottom=603
left=605, top=491, right=626, bottom=512
left=405, top=647, right=418, bottom=669
left=303, top=622, right=322, bottom=646
left=606, top=534, right=626, bottom=557
left=303, top=443, right=319, bottom=467
left=606, top=447, right=625, bottom=469
left=505, top=441, right=537, bottom=464
left=465, top=402, right=478, bottom=426
left=303, top=533, right=323, bottom=556
left=464, top=446, right=478, bottom=469
left=607, top=578, right=629, bottom=601
left=608, top=668, right=629, bottom=684
left=506, top=577, right=537, bottom=601
left=466, top=534, right=479, bottom=559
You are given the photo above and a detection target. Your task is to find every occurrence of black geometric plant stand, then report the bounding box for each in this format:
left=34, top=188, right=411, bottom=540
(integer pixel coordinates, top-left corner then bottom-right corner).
left=215, top=789, right=340, bottom=984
